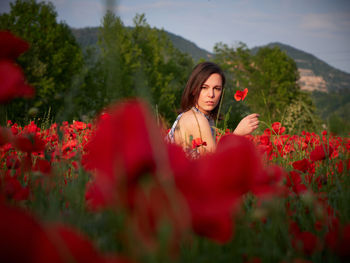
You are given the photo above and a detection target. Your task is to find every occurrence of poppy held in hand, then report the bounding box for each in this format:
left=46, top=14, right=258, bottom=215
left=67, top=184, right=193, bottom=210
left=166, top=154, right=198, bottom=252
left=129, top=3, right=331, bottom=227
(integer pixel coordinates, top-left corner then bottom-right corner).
left=234, top=88, right=248, bottom=101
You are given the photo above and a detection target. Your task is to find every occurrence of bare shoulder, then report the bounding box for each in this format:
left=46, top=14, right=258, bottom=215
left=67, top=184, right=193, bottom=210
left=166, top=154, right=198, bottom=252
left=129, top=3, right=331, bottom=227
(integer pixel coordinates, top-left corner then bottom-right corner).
left=179, top=110, right=210, bottom=127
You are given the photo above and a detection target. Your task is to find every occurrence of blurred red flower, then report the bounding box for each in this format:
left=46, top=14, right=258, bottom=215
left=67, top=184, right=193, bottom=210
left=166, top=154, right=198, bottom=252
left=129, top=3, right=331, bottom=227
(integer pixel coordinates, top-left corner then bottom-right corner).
left=234, top=88, right=248, bottom=101
left=0, top=60, right=34, bottom=103
left=0, top=31, right=34, bottom=103
left=83, top=100, right=158, bottom=210
left=326, top=222, right=350, bottom=260
left=286, top=171, right=307, bottom=194
left=13, top=133, right=46, bottom=153
left=310, top=144, right=334, bottom=162
left=0, top=126, right=13, bottom=146
left=0, top=31, right=29, bottom=60
left=173, top=134, right=283, bottom=243
left=292, top=158, right=311, bottom=173
left=83, top=100, right=189, bottom=252
left=0, top=203, right=131, bottom=263
left=292, top=231, right=319, bottom=256
left=271, top=122, right=286, bottom=135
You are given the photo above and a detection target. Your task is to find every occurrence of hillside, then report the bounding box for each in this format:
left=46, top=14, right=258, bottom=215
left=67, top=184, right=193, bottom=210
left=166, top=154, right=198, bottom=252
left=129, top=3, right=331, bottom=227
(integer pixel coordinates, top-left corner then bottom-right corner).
left=72, top=27, right=350, bottom=93
left=71, top=26, right=211, bottom=62
left=71, top=27, right=349, bottom=129
left=252, top=42, right=350, bottom=92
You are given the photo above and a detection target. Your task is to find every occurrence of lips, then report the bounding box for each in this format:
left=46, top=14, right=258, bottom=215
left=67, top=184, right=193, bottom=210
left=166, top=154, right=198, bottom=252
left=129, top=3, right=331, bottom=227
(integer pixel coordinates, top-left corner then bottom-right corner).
left=206, top=101, right=214, bottom=105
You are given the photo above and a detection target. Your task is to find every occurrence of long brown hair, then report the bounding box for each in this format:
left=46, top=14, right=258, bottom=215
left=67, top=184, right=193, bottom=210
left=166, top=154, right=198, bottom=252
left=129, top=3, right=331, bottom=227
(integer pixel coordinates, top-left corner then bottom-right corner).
left=180, top=61, right=226, bottom=119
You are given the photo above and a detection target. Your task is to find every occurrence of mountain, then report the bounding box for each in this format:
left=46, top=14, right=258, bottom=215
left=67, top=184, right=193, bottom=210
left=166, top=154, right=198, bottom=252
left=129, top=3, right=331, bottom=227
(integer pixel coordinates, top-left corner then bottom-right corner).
left=71, top=27, right=349, bottom=131
left=252, top=42, right=350, bottom=92
left=71, top=26, right=211, bottom=62
left=72, top=27, right=350, bottom=93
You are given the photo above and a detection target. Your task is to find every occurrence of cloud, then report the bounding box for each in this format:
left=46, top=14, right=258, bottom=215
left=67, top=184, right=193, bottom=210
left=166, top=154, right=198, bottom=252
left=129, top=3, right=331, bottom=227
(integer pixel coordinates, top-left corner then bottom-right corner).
left=300, top=12, right=350, bottom=33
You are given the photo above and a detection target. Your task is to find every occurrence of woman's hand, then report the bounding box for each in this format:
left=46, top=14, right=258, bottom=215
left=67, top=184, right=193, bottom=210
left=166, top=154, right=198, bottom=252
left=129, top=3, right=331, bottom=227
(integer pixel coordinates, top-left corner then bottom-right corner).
left=233, top=113, right=260, bottom=136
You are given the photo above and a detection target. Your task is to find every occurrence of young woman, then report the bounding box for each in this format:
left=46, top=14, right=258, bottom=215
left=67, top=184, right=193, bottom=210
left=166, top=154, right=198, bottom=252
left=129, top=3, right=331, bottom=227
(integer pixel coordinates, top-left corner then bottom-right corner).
left=167, top=61, right=259, bottom=156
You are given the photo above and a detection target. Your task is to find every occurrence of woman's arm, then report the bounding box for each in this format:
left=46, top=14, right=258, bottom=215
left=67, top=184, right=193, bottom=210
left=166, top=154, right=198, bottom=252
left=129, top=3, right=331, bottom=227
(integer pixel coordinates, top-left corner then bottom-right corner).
left=233, top=113, right=260, bottom=136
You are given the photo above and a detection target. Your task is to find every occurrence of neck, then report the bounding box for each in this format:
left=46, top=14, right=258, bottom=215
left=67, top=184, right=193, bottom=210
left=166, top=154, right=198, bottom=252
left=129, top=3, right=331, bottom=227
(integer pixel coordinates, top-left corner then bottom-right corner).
left=193, top=106, right=211, bottom=118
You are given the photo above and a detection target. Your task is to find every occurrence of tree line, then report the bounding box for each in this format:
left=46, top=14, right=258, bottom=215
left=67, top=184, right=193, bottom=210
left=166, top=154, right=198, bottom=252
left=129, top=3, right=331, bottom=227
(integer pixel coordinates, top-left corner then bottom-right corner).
left=1, top=0, right=319, bottom=133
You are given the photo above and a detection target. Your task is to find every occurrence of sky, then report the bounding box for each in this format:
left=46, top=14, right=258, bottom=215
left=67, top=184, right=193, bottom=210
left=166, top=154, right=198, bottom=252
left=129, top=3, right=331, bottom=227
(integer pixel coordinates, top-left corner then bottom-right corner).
left=1, top=0, right=350, bottom=73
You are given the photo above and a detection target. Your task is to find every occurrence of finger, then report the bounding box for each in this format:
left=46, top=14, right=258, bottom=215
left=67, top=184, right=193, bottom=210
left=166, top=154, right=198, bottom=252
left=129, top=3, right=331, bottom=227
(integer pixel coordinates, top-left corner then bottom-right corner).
left=249, top=119, right=259, bottom=124
left=248, top=113, right=259, bottom=119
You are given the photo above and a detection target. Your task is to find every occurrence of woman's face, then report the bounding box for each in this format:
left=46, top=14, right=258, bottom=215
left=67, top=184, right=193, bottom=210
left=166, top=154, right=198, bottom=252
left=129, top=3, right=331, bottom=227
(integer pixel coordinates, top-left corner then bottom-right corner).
left=195, top=73, right=223, bottom=115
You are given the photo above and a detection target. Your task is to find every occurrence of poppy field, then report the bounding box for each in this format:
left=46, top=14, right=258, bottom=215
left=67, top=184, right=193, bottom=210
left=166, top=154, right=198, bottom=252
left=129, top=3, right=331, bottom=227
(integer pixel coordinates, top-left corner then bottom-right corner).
left=1, top=31, right=350, bottom=263
left=1, top=100, right=350, bottom=263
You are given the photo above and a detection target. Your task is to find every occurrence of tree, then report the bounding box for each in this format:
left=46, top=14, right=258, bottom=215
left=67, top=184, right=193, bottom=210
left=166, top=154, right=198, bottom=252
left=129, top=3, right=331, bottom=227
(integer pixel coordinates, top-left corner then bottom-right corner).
left=0, top=0, right=83, bottom=123
left=130, top=14, right=193, bottom=121
left=93, top=12, right=193, bottom=122
left=214, top=43, right=319, bottom=132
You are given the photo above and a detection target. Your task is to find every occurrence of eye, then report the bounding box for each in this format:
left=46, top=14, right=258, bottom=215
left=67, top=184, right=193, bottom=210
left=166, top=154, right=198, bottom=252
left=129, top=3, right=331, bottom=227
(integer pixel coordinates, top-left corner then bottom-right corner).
left=201, top=86, right=209, bottom=89
left=215, top=87, right=222, bottom=91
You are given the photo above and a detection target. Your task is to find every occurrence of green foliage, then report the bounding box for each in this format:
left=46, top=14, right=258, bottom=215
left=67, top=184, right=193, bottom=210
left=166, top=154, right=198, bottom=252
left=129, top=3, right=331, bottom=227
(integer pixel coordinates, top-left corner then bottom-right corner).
left=0, top=0, right=83, bottom=124
left=76, top=12, right=193, bottom=122
left=213, top=43, right=320, bottom=133
left=213, top=42, right=252, bottom=129
left=312, top=89, right=350, bottom=135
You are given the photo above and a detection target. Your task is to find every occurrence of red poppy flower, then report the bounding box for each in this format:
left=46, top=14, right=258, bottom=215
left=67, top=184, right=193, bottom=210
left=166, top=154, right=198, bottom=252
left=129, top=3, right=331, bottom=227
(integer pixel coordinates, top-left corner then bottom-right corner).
left=0, top=126, right=13, bottom=146
left=13, top=133, right=46, bottom=153
left=286, top=171, right=307, bottom=194
left=0, top=173, right=29, bottom=201
left=0, top=204, right=129, bottom=263
left=173, top=134, right=278, bottom=243
left=33, top=159, right=51, bottom=174
left=0, top=60, right=34, bottom=103
left=325, top=223, right=350, bottom=260
left=36, top=224, right=105, bottom=263
left=292, top=231, right=319, bottom=256
left=192, top=137, right=207, bottom=148
left=0, top=31, right=29, bottom=60
left=234, top=88, right=248, bottom=101
left=83, top=100, right=162, bottom=210
left=292, top=158, right=311, bottom=173
left=271, top=122, right=286, bottom=135
left=310, top=144, right=334, bottom=162
left=0, top=203, right=47, bottom=263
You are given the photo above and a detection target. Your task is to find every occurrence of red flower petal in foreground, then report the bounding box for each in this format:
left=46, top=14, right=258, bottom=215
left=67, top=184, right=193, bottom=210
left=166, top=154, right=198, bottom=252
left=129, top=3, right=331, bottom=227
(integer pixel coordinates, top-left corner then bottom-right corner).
left=0, top=204, right=129, bottom=263
left=83, top=100, right=159, bottom=210
left=292, top=231, right=319, bottom=256
left=234, top=88, right=248, bottom=101
left=36, top=224, right=105, bottom=263
left=0, top=31, right=29, bottom=60
left=326, top=223, right=350, bottom=260
left=0, top=203, right=47, bottom=263
left=0, top=60, right=34, bottom=103
left=174, top=134, right=276, bottom=243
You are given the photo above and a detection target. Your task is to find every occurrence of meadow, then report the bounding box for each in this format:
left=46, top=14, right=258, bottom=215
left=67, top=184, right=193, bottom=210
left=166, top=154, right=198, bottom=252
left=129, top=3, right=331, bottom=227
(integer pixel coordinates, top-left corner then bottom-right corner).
left=1, top=100, right=349, bottom=263
left=1, top=28, right=350, bottom=263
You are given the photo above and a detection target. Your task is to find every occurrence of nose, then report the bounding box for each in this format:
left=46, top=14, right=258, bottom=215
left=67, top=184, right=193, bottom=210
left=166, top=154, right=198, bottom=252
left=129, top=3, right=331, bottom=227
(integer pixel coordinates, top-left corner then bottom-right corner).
left=208, top=88, right=215, bottom=98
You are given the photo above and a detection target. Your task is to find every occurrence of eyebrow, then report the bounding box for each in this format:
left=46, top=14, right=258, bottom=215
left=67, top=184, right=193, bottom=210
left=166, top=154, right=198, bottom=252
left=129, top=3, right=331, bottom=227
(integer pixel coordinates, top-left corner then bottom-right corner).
left=202, top=84, right=222, bottom=88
